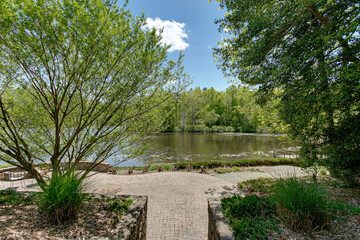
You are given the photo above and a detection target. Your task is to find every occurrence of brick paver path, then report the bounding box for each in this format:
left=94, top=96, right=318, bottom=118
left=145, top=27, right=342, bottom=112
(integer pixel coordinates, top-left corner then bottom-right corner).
left=1, top=166, right=307, bottom=239
left=87, top=172, right=242, bottom=240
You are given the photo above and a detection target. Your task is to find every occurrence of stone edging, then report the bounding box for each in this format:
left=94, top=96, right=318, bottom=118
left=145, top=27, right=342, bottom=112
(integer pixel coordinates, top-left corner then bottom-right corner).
left=208, top=197, right=235, bottom=240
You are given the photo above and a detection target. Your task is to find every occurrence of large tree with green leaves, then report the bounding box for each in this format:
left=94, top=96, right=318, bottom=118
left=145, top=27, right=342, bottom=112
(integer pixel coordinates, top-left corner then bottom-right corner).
left=0, top=0, right=188, bottom=188
left=213, top=0, right=360, bottom=185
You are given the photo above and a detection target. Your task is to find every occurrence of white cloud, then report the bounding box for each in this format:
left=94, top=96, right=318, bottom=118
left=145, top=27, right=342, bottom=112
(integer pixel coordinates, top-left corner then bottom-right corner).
left=144, top=17, right=189, bottom=52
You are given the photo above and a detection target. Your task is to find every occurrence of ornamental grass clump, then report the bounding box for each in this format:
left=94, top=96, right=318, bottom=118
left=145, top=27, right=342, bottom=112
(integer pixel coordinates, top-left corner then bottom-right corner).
left=38, top=171, right=88, bottom=224
left=272, top=177, right=331, bottom=232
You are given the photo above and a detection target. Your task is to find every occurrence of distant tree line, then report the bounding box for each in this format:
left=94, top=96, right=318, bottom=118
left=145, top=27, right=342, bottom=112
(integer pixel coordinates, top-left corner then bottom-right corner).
left=161, top=85, right=286, bottom=134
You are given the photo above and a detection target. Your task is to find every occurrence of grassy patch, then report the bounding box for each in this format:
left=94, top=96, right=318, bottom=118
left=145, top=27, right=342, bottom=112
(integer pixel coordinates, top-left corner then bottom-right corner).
left=148, top=163, right=172, bottom=171
left=174, top=158, right=301, bottom=169
left=0, top=190, right=39, bottom=205
left=238, top=178, right=278, bottom=196
left=214, top=168, right=232, bottom=174
left=114, top=158, right=301, bottom=172
left=222, top=195, right=280, bottom=240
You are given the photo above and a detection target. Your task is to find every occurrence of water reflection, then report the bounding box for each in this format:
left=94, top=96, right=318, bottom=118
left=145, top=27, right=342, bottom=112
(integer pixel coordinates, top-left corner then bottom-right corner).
left=110, top=133, right=294, bottom=167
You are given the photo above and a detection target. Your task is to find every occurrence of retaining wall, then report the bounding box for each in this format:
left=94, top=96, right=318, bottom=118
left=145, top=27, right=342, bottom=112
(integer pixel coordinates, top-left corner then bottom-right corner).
left=208, top=197, right=235, bottom=240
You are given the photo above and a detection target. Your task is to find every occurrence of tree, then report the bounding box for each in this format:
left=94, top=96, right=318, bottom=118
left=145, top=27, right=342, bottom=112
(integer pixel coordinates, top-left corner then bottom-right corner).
left=213, top=0, right=360, bottom=184
left=0, top=0, right=188, bottom=188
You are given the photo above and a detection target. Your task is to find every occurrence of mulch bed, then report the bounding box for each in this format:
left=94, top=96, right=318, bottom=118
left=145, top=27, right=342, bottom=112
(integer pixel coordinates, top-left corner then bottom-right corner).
left=0, top=197, right=128, bottom=239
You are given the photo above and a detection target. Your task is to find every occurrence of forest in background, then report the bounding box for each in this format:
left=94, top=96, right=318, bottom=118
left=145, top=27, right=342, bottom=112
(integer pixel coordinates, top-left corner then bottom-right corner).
left=161, top=85, right=285, bottom=134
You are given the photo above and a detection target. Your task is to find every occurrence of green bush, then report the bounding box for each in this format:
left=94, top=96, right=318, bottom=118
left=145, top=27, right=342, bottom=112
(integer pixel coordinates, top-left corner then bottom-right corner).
left=210, top=125, right=225, bottom=133
left=38, top=171, right=88, bottom=224
left=222, top=195, right=280, bottom=240
left=272, top=177, right=330, bottom=231
left=193, top=124, right=209, bottom=133
left=224, top=126, right=235, bottom=132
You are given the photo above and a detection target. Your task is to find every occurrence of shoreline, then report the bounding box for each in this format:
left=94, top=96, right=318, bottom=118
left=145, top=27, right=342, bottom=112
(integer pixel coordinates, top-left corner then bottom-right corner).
left=156, top=132, right=286, bottom=137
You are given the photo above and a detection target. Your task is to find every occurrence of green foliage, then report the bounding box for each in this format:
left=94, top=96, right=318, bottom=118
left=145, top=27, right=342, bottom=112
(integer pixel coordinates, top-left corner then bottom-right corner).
left=326, top=200, right=360, bottom=221
left=273, top=177, right=330, bottom=231
left=222, top=195, right=280, bottom=240
left=0, top=0, right=188, bottom=188
left=214, top=168, right=232, bottom=174
left=213, top=0, right=360, bottom=185
left=174, top=158, right=301, bottom=169
left=238, top=178, right=277, bottom=195
left=105, top=199, right=133, bottom=225
left=0, top=190, right=38, bottom=206
left=149, top=163, right=171, bottom=171
left=162, top=85, right=284, bottom=134
left=0, top=164, right=13, bottom=169
left=38, top=172, right=89, bottom=224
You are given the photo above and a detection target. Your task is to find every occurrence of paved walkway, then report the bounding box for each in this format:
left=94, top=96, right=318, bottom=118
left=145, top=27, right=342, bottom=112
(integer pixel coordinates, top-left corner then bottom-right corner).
left=87, top=172, right=242, bottom=240
left=0, top=166, right=307, bottom=240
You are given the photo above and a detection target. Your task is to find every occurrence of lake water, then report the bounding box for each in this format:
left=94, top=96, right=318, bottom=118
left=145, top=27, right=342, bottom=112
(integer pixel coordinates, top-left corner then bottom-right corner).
left=112, top=133, right=295, bottom=167
left=0, top=133, right=296, bottom=167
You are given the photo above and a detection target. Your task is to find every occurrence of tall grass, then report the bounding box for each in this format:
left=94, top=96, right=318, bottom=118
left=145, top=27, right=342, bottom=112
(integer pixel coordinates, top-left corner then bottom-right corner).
left=272, top=177, right=330, bottom=231
left=38, top=171, right=88, bottom=224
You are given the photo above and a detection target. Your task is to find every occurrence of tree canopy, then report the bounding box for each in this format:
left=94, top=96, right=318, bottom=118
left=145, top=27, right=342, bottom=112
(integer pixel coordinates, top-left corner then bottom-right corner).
left=213, top=0, right=360, bottom=185
left=162, top=85, right=285, bottom=134
left=0, top=0, right=188, bottom=187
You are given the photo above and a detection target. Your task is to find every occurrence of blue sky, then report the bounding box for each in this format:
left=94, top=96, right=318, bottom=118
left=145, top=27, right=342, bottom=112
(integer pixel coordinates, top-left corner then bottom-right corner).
left=125, top=0, right=231, bottom=91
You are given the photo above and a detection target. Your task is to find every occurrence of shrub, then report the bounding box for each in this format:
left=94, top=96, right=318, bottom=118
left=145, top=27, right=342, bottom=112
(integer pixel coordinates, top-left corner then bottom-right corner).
left=272, top=177, right=330, bottom=231
left=222, top=195, right=280, bottom=240
left=38, top=171, right=88, bottom=224
left=224, top=126, right=235, bottom=132
left=210, top=125, right=225, bottom=133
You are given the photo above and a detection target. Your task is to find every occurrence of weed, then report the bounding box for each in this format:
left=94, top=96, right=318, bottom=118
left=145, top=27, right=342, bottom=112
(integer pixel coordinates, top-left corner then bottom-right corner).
left=106, top=198, right=133, bottom=225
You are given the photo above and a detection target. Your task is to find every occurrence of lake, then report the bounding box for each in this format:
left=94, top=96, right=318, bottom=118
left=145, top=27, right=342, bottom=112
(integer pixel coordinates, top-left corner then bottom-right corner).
left=111, top=133, right=295, bottom=167
left=0, top=133, right=296, bottom=167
